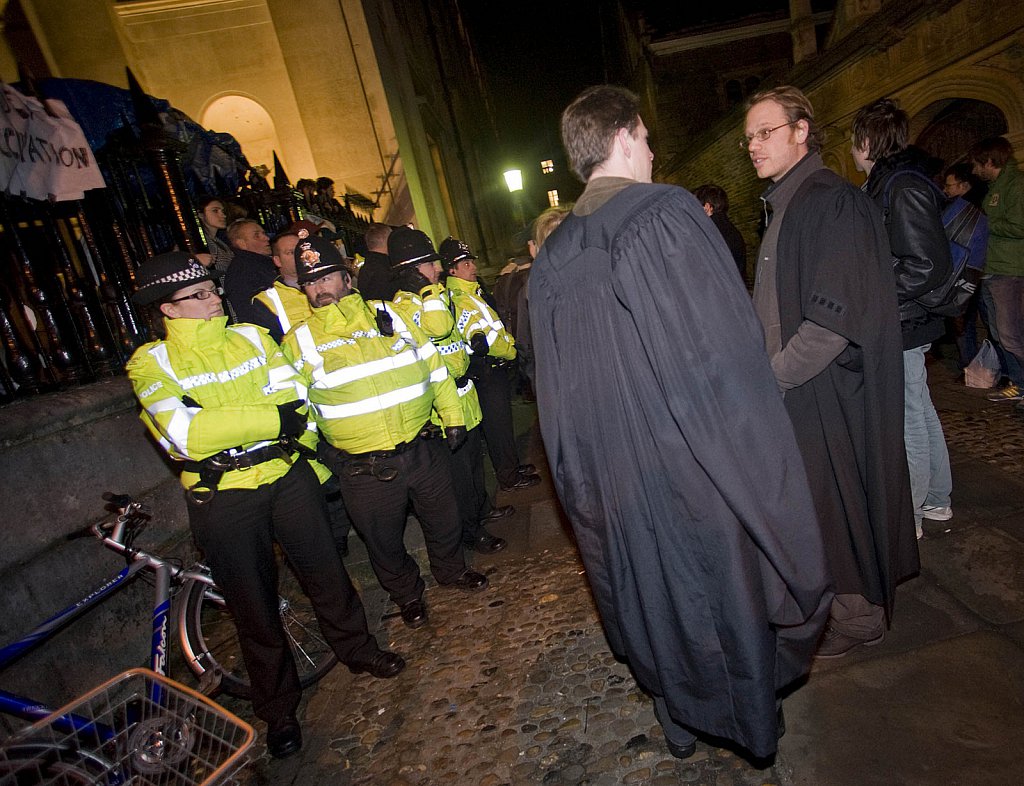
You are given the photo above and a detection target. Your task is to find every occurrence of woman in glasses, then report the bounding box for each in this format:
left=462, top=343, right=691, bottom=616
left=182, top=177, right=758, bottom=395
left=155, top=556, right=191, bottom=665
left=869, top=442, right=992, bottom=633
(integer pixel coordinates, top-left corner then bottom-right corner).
left=126, top=252, right=405, bottom=760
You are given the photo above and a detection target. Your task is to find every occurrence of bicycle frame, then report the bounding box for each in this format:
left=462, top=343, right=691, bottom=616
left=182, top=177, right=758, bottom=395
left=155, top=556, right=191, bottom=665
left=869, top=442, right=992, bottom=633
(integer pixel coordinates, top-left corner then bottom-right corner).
left=0, top=512, right=212, bottom=733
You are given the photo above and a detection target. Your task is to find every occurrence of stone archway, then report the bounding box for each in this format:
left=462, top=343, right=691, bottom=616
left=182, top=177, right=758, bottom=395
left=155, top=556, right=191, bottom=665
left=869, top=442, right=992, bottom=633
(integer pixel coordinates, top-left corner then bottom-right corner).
left=912, top=98, right=1008, bottom=166
left=201, top=94, right=283, bottom=174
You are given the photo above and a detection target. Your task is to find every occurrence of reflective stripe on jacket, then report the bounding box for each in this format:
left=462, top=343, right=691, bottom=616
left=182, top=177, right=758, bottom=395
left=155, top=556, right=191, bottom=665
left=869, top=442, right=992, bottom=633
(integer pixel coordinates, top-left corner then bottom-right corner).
left=282, top=292, right=465, bottom=454
left=253, top=280, right=313, bottom=336
left=126, top=316, right=314, bottom=491
left=393, top=283, right=482, bottom=431
left=446, top=275, right=517, bottom=360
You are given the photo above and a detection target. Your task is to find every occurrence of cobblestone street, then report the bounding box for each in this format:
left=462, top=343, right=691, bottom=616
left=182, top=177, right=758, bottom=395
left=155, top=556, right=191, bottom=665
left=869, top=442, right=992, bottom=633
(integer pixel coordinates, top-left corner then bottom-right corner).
left=236, top=356, right=1024, bottom=785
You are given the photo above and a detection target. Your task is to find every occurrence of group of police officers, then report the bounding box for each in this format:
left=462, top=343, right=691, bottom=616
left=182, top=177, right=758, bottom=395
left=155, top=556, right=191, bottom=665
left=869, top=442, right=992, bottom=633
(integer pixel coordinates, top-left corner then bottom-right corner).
left=126, top=223, right=535, bottom=759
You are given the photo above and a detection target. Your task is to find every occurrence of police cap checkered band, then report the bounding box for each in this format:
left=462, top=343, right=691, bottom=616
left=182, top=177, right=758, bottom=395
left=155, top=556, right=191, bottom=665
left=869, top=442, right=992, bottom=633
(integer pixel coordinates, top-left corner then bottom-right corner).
left=295, top=235, right=347, bottom=285
left=132, top=252, right=216, bottom=305
left=387, top=226, right=441, bottom=269
left=438, top=236, right=477, bottom=266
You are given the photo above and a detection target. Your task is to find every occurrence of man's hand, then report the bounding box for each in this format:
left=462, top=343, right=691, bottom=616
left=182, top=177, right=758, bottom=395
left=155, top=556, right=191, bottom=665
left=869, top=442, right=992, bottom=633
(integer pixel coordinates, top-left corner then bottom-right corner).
left=469, top=333, right=489, bottom=357
left=277, top=400, right=307, bottom=439
left=445, top=426, right=468, bottom=452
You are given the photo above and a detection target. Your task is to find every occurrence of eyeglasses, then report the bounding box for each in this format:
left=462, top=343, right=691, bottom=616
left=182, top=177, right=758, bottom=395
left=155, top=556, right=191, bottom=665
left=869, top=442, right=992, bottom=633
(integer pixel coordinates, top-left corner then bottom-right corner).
left=168, top=286, right=222, bottom=303
left=739, top=121, right=797, bottom=149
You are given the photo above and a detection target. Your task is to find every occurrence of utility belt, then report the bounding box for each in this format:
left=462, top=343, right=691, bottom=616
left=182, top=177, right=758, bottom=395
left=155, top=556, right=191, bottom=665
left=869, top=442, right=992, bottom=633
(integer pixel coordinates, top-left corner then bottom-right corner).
left=184, top=437, right=315, bottom=504
left=317, top=421, right=440, bottom=482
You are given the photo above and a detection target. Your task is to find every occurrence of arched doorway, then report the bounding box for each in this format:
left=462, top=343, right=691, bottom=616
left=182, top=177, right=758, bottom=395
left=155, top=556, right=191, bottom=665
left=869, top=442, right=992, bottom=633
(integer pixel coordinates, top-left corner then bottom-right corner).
left=201, top=95, right=282, bottom=175
left=912, top=98, right=1007, bottom=166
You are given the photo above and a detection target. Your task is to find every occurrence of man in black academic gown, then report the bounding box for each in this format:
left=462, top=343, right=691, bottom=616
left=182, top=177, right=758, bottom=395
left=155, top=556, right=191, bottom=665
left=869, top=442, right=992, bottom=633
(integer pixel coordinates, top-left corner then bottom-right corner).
left=530, top=84, right=832, bottom=762
left=743, top=86, right=917, bottom=659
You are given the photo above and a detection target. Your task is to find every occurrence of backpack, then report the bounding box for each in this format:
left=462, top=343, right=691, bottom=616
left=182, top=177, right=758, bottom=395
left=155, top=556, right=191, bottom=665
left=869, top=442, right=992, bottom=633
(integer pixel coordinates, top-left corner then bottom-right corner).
left=881, top=170, right=980, bottom=318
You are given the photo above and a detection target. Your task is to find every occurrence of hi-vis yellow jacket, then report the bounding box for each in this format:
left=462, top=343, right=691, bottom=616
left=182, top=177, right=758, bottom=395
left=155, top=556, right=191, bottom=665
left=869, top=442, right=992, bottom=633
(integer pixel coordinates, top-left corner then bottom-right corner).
left=253, top=280, right=312, bottom=336
left=126, top=316, right=317, bottom=491
left=446, top=275, right=516, bottom=360
left=392, top=283, right=482, bottom=432
left=282, top=292, right=465, bottom=454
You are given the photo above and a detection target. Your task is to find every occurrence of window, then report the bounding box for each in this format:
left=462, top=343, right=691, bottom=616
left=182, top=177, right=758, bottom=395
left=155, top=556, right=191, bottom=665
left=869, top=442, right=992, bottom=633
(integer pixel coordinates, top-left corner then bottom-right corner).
left=541, top=160, right=554, bottom=174
left=547, top=189, right=560, bottom=207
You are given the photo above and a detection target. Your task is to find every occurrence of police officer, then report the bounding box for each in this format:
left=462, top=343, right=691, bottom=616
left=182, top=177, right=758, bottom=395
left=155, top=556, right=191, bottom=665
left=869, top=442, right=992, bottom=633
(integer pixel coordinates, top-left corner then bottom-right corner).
left=440, top=237, right=540, bottom=492
left=126, top=252, right=404, bottom=760
left=388, top=227, right=510, bottom=554
left=282, top=236, right=488, bottom=631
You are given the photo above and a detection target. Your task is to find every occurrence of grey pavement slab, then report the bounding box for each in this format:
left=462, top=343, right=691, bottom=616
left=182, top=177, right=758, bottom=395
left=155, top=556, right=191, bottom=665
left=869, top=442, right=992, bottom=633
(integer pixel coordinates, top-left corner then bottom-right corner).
left=782, top=631, right=1024, bottom=786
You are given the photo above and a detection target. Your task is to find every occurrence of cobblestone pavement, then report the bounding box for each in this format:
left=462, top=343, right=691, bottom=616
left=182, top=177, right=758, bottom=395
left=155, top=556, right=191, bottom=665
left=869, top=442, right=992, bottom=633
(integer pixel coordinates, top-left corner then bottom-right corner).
left=232, top=358, right=1024, bottom=785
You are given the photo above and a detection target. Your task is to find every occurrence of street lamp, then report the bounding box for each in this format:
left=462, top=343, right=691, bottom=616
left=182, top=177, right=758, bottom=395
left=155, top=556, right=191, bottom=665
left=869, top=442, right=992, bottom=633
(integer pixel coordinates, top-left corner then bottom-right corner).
left=503, top=168, right=525, bottom=226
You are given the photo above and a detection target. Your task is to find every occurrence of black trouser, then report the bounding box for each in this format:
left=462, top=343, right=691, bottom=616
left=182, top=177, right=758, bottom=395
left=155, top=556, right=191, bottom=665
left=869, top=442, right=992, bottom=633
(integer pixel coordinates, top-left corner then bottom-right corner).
left=186, top=459, right=377, bottom=728
left=321, top=474, right=351, bottom=550
left=324, top=437, right=467, bottom=606
left=449, top=425, right=491, bottom=542
left=474, top=361, right=520, bottom=487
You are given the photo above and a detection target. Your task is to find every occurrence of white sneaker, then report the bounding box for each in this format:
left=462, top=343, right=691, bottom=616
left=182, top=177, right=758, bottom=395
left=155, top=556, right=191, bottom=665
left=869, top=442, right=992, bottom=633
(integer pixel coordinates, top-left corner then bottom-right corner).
left=920, top=504, right=953, bottom=521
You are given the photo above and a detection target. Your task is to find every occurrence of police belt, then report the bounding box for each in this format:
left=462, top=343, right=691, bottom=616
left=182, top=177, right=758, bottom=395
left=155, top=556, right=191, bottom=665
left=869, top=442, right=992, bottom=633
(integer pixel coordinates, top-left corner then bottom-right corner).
left=317, top=422, right=440, bottom=480
left=184, top=437, right=315, bottom=502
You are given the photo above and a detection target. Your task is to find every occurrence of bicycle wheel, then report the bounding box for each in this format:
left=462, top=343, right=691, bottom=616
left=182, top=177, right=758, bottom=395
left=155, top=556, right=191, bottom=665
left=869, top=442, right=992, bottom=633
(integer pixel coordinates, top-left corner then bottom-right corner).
left=178, top=564, right=339, bottom=699
left=0, top=744, right=113, bottom=785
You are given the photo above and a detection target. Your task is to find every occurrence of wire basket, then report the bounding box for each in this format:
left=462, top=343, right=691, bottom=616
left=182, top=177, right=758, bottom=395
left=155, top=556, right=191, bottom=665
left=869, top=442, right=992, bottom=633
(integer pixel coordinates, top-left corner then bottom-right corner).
left=0, top=668, right=255, bottom=785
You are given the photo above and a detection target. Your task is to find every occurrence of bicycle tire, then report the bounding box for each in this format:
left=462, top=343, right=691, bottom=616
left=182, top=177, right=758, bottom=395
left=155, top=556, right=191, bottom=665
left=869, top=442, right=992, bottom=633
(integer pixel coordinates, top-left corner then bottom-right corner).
left=178, top=564, right=339, bottom=699
left=0, top=743, right=113, bottom=785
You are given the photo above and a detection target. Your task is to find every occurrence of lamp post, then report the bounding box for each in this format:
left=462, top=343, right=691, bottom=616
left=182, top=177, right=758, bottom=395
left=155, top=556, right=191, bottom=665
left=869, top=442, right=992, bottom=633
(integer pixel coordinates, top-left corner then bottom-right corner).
left=503, top=168, right=525, bottom=228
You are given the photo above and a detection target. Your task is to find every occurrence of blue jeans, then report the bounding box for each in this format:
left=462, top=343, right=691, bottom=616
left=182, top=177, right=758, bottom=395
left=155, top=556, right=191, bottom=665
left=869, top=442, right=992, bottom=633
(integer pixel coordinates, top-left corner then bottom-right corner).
left=983, top=275, right=1024, bottom=386
left=903, top=346, right=952, bottom=524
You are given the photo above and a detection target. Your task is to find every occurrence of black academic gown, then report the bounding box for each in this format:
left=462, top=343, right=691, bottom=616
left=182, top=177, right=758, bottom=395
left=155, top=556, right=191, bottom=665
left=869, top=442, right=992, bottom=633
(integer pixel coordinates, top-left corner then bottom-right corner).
left=773, top=169, right=918, bottom=614
left=530, top=182, right=832, bottom=759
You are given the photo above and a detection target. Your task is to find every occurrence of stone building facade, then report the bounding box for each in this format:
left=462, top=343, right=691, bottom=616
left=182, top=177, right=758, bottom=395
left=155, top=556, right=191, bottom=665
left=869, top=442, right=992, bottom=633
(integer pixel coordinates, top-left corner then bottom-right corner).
left=0, top=0, right=511, bottom=266
left=647, top=0, right=1024, bottom=277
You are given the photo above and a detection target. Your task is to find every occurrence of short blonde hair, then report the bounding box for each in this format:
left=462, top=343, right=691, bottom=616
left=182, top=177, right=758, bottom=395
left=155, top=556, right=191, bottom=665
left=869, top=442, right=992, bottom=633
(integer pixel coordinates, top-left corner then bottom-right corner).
left=532, top=205, right=572, bottom=249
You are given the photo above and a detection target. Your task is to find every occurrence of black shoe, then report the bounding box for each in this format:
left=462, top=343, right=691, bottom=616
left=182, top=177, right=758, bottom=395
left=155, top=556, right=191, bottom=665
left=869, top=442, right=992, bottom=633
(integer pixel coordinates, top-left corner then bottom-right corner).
left=517, top=464, right=536, bottom=475
left=399, top=598, right=428, bottom=628
left=346, top=649, right=406, bottom=678
left=442, top=569, right=489, bottom=592
left=666, top=738, right=696, bottom=759
left=267, top=717, right=302, bottom=759
left=466, top=533, right=507, bottom=554
left=482, top=504, right=515, bottom=522
left=499, top=473, right=540, bottom=492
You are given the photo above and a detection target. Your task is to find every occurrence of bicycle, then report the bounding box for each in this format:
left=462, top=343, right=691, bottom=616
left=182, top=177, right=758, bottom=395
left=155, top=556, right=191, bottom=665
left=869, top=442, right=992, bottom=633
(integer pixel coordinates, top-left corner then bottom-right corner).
left=0, top=668, right=254, bottom=784
left=0, top=493, right=337, bottom=744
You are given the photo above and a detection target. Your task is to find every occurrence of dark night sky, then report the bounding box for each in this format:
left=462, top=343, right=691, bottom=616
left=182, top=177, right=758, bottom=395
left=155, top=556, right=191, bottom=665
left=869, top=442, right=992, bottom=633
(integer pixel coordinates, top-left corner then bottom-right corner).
left=458, top=1, right=831, bottom=170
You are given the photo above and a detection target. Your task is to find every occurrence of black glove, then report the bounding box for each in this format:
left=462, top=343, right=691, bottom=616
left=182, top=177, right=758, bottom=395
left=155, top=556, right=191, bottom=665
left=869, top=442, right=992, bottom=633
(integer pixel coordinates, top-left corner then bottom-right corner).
left=469, top=332, right=489, bottom=357
left=445, top=426, right=468, bottom=452
left=277, top=400, right=306, bottom=439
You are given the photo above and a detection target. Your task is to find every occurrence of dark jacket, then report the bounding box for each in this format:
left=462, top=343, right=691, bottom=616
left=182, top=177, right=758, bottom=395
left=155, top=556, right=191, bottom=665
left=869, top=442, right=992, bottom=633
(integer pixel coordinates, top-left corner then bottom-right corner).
left=358, top=250, right=396, bottom=302
left=531, top=182, right=831, bottom=759
left=222, top=248, right=278, bottom=327
left=863, top=149, right=952, bottom=350
left=711, top=212, right=747, bottom=284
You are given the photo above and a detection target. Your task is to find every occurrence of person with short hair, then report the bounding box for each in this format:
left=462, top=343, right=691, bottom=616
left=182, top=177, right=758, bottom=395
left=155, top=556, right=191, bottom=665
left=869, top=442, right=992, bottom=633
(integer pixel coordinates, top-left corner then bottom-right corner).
left=222, top=218, right=277, bottom=325
left=441, top=236, right=540, bottom=493
left=943, top=163, right=992, bottom=371
left=282, top=236, right=489, bottom=631
left=126, top=252, right=405, bottom=760
left=389, top=227, right=511, bottom=554
left=530, top=84, right=832, bottom=761
left=359, top=223, right=397, bottom=301
left=693, top=184, right=747, bottom=283
left=743, top=86, right=916, bottom=659
left=852, top=96, right=954, bottom=537
left=969, top=136, right=1024, bottom=405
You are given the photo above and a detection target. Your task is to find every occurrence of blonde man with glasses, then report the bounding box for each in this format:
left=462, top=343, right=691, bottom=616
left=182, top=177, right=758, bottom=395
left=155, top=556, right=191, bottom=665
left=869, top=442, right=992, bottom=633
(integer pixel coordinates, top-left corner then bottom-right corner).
left=743, top=86, right=917, bottom=659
